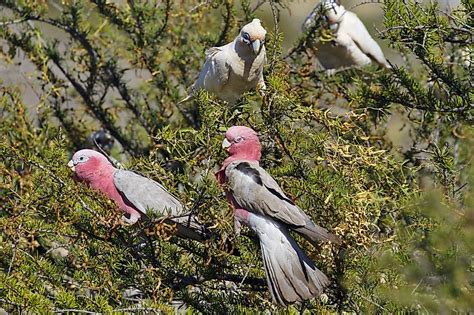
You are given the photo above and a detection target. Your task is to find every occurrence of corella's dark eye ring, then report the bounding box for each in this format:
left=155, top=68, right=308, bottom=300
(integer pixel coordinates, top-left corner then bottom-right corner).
left=242, top=32, right=250, bottom=43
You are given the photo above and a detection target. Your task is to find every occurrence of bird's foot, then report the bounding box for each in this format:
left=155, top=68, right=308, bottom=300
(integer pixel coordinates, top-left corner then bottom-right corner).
left=121, top=215, right=139, bottom=225
left=257, top=81, right=267, bottom=97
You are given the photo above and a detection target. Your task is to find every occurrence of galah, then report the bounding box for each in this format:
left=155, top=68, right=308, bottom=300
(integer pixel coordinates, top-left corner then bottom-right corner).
left=181, top=19, right=267, bottom=104
left=216, top=126, right=340, bottom=305
left=302, top=0, right=391, bottom=71
left=68, top=149, right=207, bottom=241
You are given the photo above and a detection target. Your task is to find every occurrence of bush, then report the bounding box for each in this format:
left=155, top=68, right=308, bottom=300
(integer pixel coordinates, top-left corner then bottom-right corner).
left=1, top=0, right=472, bottom=312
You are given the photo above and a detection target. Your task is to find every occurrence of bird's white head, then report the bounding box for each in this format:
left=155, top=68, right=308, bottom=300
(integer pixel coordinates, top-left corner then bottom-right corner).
left=239, top=19, right=267, bottom=55
left=321, top=0, right=345, bottom=24
left=302, top=0, right=345, bottom=31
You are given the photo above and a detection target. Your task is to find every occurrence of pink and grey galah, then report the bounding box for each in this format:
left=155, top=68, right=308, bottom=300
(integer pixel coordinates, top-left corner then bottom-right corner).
left=68, top=149, right=208, bottom=241
left=216, top=126, right=340, bottom=306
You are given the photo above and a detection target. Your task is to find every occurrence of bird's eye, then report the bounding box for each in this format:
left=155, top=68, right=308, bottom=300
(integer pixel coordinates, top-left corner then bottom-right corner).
left=234, top=136, right=244, bottom=143
left=79, top=156, right=85, bottom=161
left=242, top=32, right=250, bottom=42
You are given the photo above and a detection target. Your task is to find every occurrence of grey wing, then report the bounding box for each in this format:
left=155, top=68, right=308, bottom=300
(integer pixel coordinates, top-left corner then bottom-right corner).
left=227, top=161, right=341, bottom=244
left=114, top=170, right=184, bottom=217
left=194, top=45, right=231, bottom=92
left=344, top=12, right=390, bottom=68
left=226, top=161, right=308, bottom=227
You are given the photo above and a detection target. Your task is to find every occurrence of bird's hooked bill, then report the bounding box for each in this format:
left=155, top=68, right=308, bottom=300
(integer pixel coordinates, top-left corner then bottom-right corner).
left=222, top=138, right=232, bottom=149
left=252, top=39, right=261, bottom=54
left=67, top=160, right=75, bottom=172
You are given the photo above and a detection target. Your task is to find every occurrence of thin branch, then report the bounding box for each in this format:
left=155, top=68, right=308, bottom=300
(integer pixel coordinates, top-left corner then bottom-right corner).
left=7, top=16, right=138, bottom=154
left=189, top=0, right=211, bottom=12
left=0, top=17, right=30, bottom=26
left=113, top=307, right=164, bottom=312
left=172, top=272, right=267, bottom=290
left=353, top=292, right=389, bottom=312
left=251, top=0, right=266, bottom=13
left=0, top=297, right=24, bottom=307
left=7, top=223, right=22, bottom=277
left=349, top=0, right=384, bottom=10
left=215, top=1, right=233, bottom=47
left=268, top=0, right=280, bottom=73
left=53, top=309, right=99, bottom=314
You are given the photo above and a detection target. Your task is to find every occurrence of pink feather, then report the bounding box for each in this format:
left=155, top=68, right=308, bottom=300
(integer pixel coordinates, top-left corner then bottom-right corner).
left=70, top=149, right=142, bottom=220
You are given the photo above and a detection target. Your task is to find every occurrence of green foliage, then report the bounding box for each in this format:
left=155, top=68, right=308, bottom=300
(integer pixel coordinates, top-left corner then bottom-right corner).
left=1, top=0, right=472, bottom=313
left=379, top=135, right=474, bottom=312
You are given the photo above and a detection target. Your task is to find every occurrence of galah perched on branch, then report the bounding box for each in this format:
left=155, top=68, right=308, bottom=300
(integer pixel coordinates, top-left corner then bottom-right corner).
left=68, top=149, right=208, bottom=241
left=303, top=0, right=391, bottom=72
left=180, top=19, right=267, bottom=104
left=216, top=126, right=340, bottom=306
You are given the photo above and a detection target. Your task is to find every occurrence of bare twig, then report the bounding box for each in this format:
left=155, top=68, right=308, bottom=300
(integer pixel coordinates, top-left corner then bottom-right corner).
left=0, top=17, right=29, bottom=26
left=173, top=272, right=267, bottom=290
left=93, top=137, right=124, bottom=169
left=0, top=297, right=24, bottom=307
left=350, top=0, right=384, bottom=10
left=215, top=1, right=233, bottom=47
left=251, top=0, right=266, bottom=13
left=268, top=0, right=280, bottom=73
left=53, top=309, right=99, bottom=314
left=189, top=0, right=211, bottom=12
left=7, top=223, right=22, bottom=277
left=114, top=307, right=163, bottom=312
left=353, top=292, right=389, bottom=312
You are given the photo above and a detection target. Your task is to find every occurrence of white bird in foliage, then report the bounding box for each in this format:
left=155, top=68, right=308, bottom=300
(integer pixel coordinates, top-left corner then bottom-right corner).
left=181, top=19, right=267, bottom=104
left=302, top=0, right=391, bottom=71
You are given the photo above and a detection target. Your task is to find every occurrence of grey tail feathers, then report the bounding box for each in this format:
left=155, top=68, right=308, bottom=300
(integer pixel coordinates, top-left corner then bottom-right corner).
left=260, top=229, right=330, bottom=306
left=167, top=215, right=211, bottom=241
left=166, top=216, right=239, bottom=255
left=293, top=220, right=341, bottom=246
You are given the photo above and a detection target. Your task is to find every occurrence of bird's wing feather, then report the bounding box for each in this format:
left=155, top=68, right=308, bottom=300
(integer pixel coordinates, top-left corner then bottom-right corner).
left=227, top=161, right=341, bottom=244
left=194, top=45, right=232, bottom=92
left=113, top=170, right=184, bottom=217
left=249, top=214, right=329, bottom=305
left=226, top=161, right=308, bottom=227
left=204, top=47, right=221, bottom=59
left=343, top=12, right=389, bottom=67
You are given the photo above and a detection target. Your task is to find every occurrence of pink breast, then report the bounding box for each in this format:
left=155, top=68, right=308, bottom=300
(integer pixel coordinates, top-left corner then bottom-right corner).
left=234, top=208, right=250, bottom=223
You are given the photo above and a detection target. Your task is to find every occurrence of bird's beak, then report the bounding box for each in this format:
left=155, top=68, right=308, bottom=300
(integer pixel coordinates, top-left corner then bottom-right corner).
left=67, top=160, right=75, bottom=172
left=251, top=39, right=261, bottom=55
left=222, top=138, right=232, bottom=149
